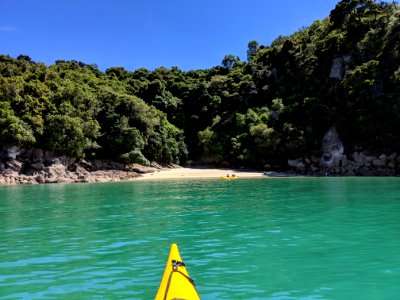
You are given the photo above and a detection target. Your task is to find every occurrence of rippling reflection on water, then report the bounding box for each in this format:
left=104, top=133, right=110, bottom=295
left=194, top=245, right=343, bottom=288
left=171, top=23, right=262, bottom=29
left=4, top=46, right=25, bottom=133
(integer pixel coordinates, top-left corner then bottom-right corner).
left=1, top=178, right=400, bottom=299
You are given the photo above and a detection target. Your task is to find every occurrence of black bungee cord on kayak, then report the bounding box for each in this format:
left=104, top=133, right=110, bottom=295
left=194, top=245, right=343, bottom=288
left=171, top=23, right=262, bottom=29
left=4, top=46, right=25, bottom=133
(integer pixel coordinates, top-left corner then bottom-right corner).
left=163, top=260, right=198, bottom=300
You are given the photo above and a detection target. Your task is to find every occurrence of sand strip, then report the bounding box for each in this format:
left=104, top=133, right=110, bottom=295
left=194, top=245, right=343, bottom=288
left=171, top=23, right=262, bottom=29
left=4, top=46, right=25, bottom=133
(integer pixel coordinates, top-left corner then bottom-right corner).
left=135, top=167, right=265, bottom=180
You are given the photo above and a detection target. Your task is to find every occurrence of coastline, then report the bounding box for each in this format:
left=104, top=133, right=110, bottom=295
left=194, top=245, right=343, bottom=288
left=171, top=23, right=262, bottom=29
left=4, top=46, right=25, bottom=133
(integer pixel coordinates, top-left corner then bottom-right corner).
left=2, top=146, right=399, bottom=186
left=0, top=165, right=266, bottom=186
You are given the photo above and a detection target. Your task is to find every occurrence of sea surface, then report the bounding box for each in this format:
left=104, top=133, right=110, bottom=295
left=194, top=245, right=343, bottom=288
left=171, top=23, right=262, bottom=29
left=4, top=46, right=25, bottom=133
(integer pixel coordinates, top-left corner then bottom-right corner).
left=1, top=177, right=399, bottom=299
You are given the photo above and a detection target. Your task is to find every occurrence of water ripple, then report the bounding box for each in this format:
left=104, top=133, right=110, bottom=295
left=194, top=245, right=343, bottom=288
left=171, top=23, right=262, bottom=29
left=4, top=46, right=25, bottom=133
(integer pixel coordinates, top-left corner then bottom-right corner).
left=1, top=178, right=400, bottom=299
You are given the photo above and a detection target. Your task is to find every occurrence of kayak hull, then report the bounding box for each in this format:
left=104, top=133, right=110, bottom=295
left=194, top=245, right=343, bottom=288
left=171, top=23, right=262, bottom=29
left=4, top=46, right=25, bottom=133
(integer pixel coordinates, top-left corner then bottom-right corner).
left=155, top=244, right=200, bottom=300
left=220, top=176, right=239, bottom=180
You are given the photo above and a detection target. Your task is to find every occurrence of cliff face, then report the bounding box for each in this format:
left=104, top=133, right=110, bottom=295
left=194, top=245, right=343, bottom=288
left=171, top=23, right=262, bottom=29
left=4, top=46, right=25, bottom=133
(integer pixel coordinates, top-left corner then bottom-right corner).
left=321, top=127, right=345, bottom=170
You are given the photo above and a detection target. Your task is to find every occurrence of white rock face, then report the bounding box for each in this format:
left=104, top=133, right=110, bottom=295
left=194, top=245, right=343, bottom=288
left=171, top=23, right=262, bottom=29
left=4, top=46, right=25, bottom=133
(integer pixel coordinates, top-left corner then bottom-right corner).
left=330, top=55, right=352, bottom=80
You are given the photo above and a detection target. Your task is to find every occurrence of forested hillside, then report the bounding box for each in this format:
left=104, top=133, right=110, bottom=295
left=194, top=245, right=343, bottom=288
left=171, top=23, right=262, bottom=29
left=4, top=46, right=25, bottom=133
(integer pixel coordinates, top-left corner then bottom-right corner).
left=1, top=0, right=399, bottom=169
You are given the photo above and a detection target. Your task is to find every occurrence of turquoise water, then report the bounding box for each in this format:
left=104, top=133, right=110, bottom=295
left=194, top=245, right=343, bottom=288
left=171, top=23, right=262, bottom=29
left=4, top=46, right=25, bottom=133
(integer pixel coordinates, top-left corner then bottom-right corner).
left=1, top=178, right=400, bottom=299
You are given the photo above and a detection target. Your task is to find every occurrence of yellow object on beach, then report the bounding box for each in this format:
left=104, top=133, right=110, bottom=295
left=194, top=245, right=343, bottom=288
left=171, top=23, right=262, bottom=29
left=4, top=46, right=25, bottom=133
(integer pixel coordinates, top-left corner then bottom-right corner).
left=155, top=243, right=200, bottom=300
left=220, top=174, right=239, bottom=180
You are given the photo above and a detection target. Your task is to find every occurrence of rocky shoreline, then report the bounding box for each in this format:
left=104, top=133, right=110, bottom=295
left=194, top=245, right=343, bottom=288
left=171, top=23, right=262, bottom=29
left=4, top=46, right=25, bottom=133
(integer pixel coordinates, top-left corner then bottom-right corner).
left=1, top=147, right=399, bottom=186
left=285, top=127, right=400, bottom=177
left=0, top=147, right=161, bottom=185
left=287, top=151, right=400, bottom=176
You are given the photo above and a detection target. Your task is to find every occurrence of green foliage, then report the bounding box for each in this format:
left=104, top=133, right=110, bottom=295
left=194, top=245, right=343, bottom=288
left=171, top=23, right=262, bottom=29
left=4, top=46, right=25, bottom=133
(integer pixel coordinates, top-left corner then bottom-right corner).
left=43, top=114, right=99, bottom=157
left=1, top=1, right=400, bottom=167
left=222, top=54, right=240, bottom=70
left=0, top=101, right=35, bottom=147
left=247, top=40, right=260, bottom=61
left=121, top=149, right=150, bottom=166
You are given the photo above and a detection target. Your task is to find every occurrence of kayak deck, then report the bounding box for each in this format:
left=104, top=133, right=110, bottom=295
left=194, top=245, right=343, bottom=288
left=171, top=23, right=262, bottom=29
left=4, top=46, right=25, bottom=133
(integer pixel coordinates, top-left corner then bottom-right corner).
left=155, top=243, right=200, bottom=300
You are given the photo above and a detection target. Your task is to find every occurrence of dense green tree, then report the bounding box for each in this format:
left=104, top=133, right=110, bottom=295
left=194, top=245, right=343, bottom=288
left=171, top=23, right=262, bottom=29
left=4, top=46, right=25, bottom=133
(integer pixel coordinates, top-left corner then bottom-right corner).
left=0, top=101, right=35, bottom=147
left=247, top=40, right=260, bottom=61
left=222, top=54, right=240, bottom=70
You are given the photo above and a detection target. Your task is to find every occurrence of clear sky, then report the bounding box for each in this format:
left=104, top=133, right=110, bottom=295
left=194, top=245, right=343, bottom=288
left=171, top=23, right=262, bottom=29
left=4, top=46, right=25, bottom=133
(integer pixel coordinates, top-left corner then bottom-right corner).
left=0, top=0, right=339, bottom=71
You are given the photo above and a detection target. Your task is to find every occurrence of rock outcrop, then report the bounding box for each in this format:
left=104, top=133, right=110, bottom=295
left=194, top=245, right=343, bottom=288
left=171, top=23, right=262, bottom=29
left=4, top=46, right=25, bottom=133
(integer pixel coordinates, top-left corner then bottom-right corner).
left=287, top=127, right=399, bottom=176
left=286, top=127, right=399, bottom=176
left=320, top=127, right=347, bottom=172
left=288, top=151, right=399, bottom=176
left=330, top=55, right=352, bottom=80
left=0, top=147, right=161, bottom=185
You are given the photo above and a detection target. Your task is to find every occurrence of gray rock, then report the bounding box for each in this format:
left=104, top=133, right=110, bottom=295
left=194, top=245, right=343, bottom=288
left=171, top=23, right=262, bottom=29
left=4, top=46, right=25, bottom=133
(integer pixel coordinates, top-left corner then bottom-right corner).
left=35, top=175, right=45, bottom=184
left=352, top=152, right=364, bottom=164
left=288, top=158, right=303, bottom=168
left=264, top=171, right=292, bottom=177
left=31, top=162, right=44, bottom=170
left=321, top=153, right=334, bottom=168
left=356, top=167, right=373, bottom=176
left=32, top=148, right=44, bottom=159
left=6, top=146, right=20, bottom=159
left=372, top=159, right=386, bottom=168
left=321, top=127, right=345, bottom=169
left=287, top=159, right=306, bottom=172
left=2, top=169, right=15, bottom=176
left=43, top=164, right=66, bottom=178
left=45, top=177, right=58, bottom=184
left=58, top=155, right=76, bottom=167
left=56, top=177, right=75, bottom=184
left=311, top=156, right=320, bottom=165
left=330, top=55, right=352, bottom=80
left=345, top=169, right=356, bottom=176
left=74, top=166, right=89, bottom=176
left=110, top=161, right=126, bottom=170
left=6, top=160, right=22, bottom=172
left=365, top=155, right=376, bottom=163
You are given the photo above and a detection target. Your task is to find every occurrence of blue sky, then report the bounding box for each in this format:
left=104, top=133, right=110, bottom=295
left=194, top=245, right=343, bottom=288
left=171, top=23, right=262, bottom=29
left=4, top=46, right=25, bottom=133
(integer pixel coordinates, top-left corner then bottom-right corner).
left=0, top=0, right=339, bottom=71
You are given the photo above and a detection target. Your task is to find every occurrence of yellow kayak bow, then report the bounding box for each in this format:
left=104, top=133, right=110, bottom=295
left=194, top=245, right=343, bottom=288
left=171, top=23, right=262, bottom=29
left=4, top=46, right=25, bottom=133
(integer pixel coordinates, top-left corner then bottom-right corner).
left=155, top=243, right=200, bottom=300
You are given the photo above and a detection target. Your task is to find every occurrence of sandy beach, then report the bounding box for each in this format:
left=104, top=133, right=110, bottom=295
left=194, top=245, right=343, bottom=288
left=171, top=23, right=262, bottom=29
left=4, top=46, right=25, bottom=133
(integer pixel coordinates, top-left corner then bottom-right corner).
left=135, top=166, right=266, bottom=180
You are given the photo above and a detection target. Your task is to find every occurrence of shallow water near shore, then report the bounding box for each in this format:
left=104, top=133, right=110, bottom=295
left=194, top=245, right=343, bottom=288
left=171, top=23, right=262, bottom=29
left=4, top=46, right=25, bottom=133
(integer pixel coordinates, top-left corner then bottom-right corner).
left=1, top=177, right=400, bottom=299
